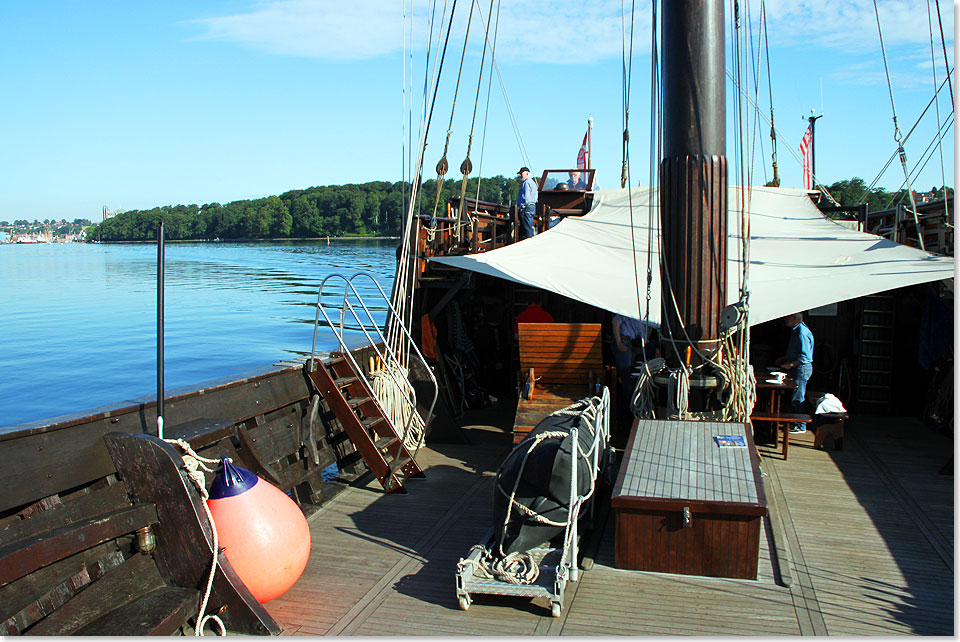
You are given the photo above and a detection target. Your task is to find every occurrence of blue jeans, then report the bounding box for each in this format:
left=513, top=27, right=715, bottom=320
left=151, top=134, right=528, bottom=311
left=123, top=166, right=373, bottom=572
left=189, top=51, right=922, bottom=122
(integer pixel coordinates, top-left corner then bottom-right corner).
left=613, top=344, right=634, bottom=416
left=519, top=203, right=536, bottom=239
left=791, top=364, right=812, bottom=429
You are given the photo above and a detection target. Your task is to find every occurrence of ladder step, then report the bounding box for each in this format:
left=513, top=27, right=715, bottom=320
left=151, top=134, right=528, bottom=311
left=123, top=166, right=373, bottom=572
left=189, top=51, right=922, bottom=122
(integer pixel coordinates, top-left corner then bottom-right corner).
left=375, top=436, right=399, bottom=450
left=347, top=396, right=372, bottom=409
left=362, top=417, right=385, bottom=429
left=391, top=454, right=412, bottom=472
left=332, top=375, right=360, bottom=388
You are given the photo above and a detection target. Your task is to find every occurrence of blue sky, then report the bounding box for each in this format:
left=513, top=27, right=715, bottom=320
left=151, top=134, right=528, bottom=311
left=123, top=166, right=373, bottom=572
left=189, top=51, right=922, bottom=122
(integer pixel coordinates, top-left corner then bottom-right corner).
left=0, top=0, right=954, bottom=222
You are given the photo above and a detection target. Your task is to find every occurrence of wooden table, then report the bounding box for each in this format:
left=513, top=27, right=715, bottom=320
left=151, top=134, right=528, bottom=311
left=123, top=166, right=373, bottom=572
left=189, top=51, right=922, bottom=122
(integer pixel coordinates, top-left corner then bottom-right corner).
left=753, top=375, right=810, bottom=459
left=611, top=419, right=767, bottom=580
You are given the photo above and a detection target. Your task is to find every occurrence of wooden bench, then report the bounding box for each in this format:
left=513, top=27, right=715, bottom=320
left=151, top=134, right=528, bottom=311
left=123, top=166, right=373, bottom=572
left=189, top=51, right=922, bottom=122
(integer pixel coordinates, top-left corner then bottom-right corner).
left=0, top=431, right=280, bottom=636
left=749, top=412, right=812, bottom=460
left=513, top=323, right=603, bottom=444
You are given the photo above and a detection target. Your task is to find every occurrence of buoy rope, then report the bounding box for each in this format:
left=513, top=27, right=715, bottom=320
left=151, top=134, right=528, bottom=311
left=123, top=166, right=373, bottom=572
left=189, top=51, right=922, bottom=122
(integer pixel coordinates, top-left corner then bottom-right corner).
left=163, top=439, right=226, bottom=637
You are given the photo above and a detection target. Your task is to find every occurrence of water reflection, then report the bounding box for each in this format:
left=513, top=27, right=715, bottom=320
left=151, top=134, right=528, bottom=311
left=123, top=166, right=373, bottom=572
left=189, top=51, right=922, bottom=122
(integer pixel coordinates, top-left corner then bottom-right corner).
left=0, top=240, right=398, bottom=429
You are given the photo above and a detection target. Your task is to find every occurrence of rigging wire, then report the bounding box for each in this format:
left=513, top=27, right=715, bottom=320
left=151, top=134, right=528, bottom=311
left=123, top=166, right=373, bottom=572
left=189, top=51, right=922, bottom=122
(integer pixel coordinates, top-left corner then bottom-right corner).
left=872, top=0, right=924, bottom=249
left=858, top=70, right=953, bottom=206
left=391, top=0, right=453, bottom=358
left=646, top=0, right=660, bottom=328
left=934, top=0, right=954, bottom=107
left=430, top=0, right=474, bottom=221
left=761, top=0, right=780, bottom=187
left=882, top=114, right=955, bottom=210
left=473, top=0, right=502, bottom=204
left=621, top=0, right=642, bottom=324
left=457, top=0, right=496, bottom=219
left=927, top=0, right=950, bottom=224
left=725, top=68, right=839, bottom=206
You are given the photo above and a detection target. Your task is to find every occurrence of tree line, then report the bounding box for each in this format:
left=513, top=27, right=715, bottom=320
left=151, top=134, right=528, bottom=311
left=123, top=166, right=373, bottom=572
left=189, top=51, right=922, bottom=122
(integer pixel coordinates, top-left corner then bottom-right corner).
left=88, top=176, right=522, bottom=241
left=86, top=175, right=952, bottom=242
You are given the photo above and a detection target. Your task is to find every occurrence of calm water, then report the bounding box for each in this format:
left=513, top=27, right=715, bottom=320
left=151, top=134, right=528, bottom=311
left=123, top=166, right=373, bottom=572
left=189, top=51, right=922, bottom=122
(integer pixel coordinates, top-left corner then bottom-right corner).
left=1, top=240, right=397, bottom=430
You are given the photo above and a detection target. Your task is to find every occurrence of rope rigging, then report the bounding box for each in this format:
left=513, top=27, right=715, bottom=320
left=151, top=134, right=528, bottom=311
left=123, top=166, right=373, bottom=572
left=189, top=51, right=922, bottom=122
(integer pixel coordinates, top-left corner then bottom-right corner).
left=430, top=0, right=473, bottom=222
left=926, top=0, right=950, bottom=225
left=760, top=0, right=780, bottom=187
left=471, top=0, right=502, bottom=206
left=456, top=0, right=496, bottom=226
left=872, top=0, right=924, bottom=249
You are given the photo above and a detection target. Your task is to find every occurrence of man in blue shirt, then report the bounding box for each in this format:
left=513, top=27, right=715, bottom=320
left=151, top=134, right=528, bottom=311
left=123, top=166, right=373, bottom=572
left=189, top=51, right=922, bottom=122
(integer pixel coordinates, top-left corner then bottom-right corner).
left=776, top=312, right=815, bottom=433
left=516, top=167, right=538, bottom=240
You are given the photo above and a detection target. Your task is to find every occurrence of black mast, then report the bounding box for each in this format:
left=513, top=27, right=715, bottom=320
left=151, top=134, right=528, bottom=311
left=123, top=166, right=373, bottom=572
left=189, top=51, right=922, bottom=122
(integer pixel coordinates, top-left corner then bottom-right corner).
left=659, top=0, right=727, bottom=406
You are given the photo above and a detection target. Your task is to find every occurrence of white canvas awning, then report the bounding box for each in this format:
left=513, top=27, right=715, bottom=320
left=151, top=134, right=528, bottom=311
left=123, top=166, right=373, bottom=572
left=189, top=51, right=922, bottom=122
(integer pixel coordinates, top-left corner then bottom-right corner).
left=431, top=186, right=954, bottom=326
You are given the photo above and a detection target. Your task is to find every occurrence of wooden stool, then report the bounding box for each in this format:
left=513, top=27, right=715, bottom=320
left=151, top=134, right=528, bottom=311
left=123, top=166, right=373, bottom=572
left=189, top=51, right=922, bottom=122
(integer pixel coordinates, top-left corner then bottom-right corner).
left=812, top=413, right=847, bottom=450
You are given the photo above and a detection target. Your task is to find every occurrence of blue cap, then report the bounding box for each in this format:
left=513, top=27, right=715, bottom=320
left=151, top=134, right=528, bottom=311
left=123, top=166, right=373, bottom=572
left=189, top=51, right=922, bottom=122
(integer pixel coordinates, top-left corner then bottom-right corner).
left=209, top=457, right=259, bottom=499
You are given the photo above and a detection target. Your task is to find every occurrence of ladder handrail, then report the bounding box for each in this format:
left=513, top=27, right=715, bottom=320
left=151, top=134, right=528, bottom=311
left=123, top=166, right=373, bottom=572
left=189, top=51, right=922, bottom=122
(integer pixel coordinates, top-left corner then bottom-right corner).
left=311, top=271, right=438, bottom=459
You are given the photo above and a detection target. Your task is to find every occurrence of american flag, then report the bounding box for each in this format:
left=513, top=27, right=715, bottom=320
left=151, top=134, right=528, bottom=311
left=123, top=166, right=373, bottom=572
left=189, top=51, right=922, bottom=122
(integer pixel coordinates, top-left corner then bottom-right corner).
left=576, top=129, right=588, bottom=169
left=799, top=123, right=813, bottom=189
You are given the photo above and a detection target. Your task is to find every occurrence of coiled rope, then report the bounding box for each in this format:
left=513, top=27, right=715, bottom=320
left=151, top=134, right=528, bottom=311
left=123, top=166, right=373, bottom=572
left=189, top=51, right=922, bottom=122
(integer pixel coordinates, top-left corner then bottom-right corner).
left=371, top=363, right=425, bottom=450
left=630, top=357, right=666, bottom=418
left=162, top=438, right=227, bottom=637
left=460, top=545, right=539, bottom=585
left=666, top=365, right=691, bottom=419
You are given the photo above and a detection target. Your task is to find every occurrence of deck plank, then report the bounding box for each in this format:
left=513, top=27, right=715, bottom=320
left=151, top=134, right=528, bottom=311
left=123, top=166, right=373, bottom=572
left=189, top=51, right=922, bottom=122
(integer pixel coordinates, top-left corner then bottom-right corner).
left=264, top=404, right=953, bottom=636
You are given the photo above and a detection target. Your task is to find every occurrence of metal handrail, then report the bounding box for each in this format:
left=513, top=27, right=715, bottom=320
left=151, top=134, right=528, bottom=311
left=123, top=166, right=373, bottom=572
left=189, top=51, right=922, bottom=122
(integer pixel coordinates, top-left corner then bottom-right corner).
left=310, top=272, right=438, bottom=461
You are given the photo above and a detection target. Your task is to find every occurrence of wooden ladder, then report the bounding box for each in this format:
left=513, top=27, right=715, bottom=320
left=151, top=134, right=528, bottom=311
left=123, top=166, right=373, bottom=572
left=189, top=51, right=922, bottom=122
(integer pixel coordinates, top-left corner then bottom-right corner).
left=306, top=354, right=424, bottom=493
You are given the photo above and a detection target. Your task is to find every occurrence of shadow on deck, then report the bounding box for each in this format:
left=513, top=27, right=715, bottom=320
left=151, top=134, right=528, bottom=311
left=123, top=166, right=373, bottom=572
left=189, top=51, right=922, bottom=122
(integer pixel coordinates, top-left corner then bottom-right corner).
left=265, top=403, right=954, bottom=636
left=760, top=414, right=953, bottom=635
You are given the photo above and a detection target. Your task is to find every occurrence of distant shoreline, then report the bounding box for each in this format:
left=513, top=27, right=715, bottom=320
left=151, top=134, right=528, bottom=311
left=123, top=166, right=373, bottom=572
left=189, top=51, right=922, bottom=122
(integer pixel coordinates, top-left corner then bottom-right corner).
left=87, top=236, right=401, bottom=244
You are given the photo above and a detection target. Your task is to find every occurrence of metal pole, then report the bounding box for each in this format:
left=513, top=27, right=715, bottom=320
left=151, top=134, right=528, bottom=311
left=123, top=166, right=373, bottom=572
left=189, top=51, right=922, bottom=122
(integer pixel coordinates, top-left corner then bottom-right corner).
left=587, top=115, right=593, bottom=170
left=157, top=220, right=164, bottom=439
left=808, top=113, right=823, bottom=186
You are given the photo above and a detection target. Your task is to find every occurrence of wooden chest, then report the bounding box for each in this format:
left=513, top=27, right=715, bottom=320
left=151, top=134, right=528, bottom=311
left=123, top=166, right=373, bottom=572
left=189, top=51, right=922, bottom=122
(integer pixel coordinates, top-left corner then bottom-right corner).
left=611, top=419, right=767, bottom=580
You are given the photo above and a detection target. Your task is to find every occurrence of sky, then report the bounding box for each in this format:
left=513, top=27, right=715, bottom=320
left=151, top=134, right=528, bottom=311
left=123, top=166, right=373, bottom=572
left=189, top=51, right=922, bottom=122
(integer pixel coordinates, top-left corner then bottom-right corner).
left=0, top=0, right=954, bottom=223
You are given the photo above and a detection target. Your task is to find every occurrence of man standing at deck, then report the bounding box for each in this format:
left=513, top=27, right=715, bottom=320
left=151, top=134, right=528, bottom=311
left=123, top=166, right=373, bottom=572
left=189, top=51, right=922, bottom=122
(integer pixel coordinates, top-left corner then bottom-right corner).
left=516, top=167, right=538, bottom=240
left=776, top=312, right=814, bottom=434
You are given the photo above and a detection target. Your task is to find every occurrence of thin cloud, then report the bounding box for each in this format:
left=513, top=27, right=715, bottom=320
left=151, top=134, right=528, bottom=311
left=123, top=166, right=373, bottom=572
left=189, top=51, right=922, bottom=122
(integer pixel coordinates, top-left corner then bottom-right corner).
left=187, top=0, right=951, bottom=64
left=188, top=0, right=402, bottom=60
left=760, top=0, right=953, bottom=52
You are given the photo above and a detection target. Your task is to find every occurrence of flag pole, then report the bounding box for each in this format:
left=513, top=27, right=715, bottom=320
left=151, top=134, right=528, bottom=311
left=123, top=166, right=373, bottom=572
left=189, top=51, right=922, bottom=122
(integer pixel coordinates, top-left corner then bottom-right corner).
left=587, top=115, right=593, bottom=170
left=807, top=111, right=823, bottom=186
left=157, top=219, right=164, bottom=440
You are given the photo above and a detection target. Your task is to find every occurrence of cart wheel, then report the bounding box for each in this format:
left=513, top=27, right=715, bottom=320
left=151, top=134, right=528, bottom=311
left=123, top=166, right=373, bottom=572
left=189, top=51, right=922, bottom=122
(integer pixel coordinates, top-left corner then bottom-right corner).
left=458, top=595, right=471, bottom=611
left=551, top=602, right=561, bottom=618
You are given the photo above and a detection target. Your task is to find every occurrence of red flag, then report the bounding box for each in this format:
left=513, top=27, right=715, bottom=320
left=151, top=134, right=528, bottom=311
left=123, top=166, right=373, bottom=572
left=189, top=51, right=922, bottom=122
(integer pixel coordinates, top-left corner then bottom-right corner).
left=576, top=129, right=588, bottom=169
left=799, top=124, right=813, bottom=189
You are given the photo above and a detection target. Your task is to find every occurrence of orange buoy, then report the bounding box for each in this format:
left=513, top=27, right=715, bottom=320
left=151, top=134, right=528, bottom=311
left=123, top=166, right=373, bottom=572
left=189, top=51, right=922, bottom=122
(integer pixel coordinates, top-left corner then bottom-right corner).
left=207, top=458, right=311, bottom=603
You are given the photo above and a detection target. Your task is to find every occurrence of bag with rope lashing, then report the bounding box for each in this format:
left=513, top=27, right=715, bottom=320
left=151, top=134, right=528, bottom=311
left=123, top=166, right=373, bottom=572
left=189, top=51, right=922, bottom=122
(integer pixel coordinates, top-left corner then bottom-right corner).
left=491, top=400, right=604, bottom=556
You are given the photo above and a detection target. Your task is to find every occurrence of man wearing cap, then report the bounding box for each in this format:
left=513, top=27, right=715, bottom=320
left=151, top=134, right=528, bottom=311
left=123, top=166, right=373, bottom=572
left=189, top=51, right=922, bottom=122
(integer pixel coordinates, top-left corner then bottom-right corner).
left=515, top=167, right=538, bottom=240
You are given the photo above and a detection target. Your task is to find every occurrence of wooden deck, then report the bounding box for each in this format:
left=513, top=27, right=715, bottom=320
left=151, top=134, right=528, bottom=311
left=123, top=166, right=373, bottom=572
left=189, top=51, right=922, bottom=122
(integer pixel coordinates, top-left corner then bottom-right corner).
left=264, top=405, right=954, bottom=635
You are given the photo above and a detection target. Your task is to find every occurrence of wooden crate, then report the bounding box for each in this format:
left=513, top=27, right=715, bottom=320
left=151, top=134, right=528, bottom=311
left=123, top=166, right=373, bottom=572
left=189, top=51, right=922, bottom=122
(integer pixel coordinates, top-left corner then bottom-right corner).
left=612, top=419, right=767, bottom=580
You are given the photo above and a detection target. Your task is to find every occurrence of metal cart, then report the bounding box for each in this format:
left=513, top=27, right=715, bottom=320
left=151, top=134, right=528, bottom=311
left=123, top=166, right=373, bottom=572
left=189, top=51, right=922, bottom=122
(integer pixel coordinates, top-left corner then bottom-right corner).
left=454, top=390, right=610, bottom=618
